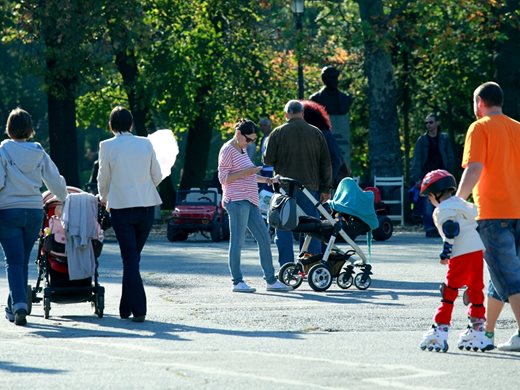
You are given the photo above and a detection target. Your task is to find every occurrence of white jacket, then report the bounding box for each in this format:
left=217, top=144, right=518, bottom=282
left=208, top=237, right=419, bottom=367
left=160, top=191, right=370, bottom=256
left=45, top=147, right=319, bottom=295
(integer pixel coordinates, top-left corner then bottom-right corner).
left=433, top=196, right=485, bottom=258
left=97, top=132, right=162, bottom=209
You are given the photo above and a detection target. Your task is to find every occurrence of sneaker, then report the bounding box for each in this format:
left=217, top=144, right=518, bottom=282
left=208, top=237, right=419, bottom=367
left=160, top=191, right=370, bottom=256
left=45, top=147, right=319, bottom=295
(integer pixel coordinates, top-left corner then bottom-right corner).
left=457, top=326, right=494, bottom=352
left=497, top=333, right=520, bottom=352
left=14, top=309, right=27, bottom=326
left=232, top=282, right=256, bottom=293
left=266, top=280, right=292, bottom=292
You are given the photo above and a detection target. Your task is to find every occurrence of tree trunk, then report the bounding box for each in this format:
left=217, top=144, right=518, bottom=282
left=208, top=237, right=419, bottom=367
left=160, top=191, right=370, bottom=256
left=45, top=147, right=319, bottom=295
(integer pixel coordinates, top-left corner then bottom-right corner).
left=47, top=92, right=80, bottom=187
left=114, top=48, right=149, bottom=136
left=179, top=85, right=214, bottom=190
left=400, top=47, right=412, bottom=185
left=495, top=0, right=520, bottom=121
left=356, top=0, right=402, bottom=178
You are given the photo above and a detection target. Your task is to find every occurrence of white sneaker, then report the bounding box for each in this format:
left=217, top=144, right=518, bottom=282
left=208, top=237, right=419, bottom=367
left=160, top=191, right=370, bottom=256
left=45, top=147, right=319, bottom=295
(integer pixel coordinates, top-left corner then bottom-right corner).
left=457, top=327, right=494, bottom=352
left=232, top=282, right=256, bottom=293
left=266, top=280, right=292, bottom=292
left=497, top=333, right=520, bottom=351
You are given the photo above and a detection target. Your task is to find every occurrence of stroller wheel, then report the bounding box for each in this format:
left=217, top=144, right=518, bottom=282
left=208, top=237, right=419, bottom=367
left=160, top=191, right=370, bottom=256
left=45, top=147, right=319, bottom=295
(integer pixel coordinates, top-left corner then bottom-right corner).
left=26, top=285, right=33, bottom=315
left=307, top=264, right=333, bottom=292
left=44, top=297, right=51, bottom=319
left=354, top=272, right=372, bottom=290
left=92, top=293, right=104, bottom=318
left=337, top=272, right=353, bottom=289
left=279, top=263, right=304, bottom=289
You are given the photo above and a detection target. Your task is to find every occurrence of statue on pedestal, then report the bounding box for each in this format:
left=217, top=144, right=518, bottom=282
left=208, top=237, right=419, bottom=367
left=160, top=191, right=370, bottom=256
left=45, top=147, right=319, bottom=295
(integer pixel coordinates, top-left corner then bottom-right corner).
left=310, top=66, right=353, bottom=167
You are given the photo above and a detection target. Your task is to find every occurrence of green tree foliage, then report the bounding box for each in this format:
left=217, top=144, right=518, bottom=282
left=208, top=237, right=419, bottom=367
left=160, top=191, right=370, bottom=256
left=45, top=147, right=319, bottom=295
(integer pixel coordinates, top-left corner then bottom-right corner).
left=1, top=0, right=519, bottom=192
left=2, top=0, right=106, bottom=186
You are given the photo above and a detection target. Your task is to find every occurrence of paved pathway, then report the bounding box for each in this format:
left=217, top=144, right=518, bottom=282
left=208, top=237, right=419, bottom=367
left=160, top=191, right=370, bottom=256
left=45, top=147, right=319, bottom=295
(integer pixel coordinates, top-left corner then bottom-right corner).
left=1, top=230, right=519, bottom=389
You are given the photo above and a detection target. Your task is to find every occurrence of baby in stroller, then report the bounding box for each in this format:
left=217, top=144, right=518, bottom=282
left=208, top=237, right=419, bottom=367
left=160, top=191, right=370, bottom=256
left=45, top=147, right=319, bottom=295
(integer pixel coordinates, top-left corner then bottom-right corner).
left=271, top=177, right=378, bottom=292
left=31, top=186, right=106, bottom=319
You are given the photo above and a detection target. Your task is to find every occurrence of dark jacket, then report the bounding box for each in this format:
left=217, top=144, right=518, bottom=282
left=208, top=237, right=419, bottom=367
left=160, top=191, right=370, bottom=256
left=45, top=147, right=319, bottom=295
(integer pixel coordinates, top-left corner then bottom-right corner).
left=321, top=129, right=343, bottom=183
left=263, top=118, right=332, bottom=192
left=411, top=132, right=454, bottom=183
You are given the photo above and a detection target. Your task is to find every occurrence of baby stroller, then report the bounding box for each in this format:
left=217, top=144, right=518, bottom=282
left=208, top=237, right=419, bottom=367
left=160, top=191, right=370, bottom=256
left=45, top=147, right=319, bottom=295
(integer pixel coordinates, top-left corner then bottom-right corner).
left=29, top=186, right=106, bottom=319
left=271, top=177, right=378, bottom=292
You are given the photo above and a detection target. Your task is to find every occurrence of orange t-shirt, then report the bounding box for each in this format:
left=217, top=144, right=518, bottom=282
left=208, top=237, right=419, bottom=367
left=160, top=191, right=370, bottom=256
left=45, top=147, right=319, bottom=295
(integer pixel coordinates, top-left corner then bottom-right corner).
left=462, top=114, right=520, bottom=219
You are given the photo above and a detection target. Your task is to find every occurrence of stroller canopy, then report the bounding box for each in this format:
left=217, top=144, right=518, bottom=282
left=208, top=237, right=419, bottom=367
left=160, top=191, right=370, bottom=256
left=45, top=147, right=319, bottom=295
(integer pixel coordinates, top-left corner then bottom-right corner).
left=329, top=178, right=379, bottom=230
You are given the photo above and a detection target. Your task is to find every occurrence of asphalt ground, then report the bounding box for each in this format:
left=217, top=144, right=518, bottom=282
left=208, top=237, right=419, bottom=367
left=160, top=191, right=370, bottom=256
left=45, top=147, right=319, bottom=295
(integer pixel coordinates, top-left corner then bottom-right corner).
left=1, top=228, right=520, bottom=389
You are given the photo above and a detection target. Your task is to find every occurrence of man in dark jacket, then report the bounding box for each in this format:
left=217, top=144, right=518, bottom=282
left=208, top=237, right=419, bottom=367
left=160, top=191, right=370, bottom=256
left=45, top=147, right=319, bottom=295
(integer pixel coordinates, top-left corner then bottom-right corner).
left=411, top=113, right=454, bottom=237
left=264, top=100, right=332, bottom=265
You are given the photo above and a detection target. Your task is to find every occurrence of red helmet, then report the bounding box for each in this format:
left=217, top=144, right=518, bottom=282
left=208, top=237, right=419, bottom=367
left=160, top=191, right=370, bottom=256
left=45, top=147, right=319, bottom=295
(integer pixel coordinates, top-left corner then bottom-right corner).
left=420, top=169, right=457, bottom=197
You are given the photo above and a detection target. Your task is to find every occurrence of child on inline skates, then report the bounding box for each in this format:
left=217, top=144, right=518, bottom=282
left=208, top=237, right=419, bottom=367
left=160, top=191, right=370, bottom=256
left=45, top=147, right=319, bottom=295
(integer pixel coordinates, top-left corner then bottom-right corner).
left=418, top=170, right=494, bottom=352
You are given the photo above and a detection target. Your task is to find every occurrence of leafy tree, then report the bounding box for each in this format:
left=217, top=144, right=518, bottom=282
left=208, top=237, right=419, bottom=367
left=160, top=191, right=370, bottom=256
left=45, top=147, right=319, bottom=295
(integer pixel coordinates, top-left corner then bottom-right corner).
left=494, top=0, right=520, bottom=120
left=2, top=0, right=105, bottom=186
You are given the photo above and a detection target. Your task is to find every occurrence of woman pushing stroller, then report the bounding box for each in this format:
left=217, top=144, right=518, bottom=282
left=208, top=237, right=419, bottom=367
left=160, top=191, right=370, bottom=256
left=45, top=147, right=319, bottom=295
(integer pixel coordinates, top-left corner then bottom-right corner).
left=0, top=108, right=68, bottom=326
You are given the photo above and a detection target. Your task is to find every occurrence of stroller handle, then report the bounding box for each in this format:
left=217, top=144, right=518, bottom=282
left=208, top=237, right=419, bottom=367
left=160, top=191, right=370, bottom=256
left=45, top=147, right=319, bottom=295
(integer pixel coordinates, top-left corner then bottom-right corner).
left=273, top=177, right=301, bottom=197
left=277, top=176, right=300, bottom=186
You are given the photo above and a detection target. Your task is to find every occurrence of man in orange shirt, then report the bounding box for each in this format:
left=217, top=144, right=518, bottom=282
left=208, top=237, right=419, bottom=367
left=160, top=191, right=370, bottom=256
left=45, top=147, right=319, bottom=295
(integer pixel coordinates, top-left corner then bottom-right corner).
left=457, top=81, right=520, bottom=351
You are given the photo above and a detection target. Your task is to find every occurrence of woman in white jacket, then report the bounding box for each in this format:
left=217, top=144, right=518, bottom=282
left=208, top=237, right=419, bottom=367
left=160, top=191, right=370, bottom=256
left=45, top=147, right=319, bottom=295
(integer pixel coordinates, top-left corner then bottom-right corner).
left=97, top=106, right=162, bottom=323
left=0, top=108, right=67, bottom=326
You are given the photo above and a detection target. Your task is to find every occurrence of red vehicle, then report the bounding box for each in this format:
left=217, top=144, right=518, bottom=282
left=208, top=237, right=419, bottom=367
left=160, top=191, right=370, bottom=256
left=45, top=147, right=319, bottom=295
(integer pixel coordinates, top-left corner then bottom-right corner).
left=167, top=189, right=229, bottom=242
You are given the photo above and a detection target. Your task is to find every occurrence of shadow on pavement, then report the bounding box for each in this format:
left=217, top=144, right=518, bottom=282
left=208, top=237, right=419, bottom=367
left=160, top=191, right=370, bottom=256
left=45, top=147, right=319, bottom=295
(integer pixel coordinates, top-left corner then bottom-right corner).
left=24, top=315, right=304, bottom=341
left=0, top=361, right=65, bottom=374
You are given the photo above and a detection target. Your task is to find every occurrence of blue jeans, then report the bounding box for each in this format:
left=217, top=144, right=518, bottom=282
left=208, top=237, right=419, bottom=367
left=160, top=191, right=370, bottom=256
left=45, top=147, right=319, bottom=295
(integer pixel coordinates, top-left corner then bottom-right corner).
left=420, top=197, right=435, bottom=232
left=110, top=206, right=154, bottom=318
left=478, top=219, right=520, bottom=302
left=223, top=200, right=276, bottom=285
left=0, top=208, right=43, bottom=318
left=275, top=189, right=321, bottom=266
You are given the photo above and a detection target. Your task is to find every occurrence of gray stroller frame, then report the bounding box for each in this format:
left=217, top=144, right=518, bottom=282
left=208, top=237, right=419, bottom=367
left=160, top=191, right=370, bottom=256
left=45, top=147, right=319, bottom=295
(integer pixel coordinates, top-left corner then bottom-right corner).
left=275, top=177, right=373, bottom=292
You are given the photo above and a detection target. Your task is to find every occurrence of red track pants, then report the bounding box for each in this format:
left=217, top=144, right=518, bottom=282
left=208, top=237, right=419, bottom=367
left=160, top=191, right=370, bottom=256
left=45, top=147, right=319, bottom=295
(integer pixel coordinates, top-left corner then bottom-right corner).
left=434, top=250, right=486, bottom=325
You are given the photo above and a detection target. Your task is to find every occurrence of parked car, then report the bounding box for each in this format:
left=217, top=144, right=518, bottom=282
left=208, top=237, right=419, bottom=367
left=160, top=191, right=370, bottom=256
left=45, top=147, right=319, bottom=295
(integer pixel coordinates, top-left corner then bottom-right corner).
left=166, top=188, right=229, bottom=242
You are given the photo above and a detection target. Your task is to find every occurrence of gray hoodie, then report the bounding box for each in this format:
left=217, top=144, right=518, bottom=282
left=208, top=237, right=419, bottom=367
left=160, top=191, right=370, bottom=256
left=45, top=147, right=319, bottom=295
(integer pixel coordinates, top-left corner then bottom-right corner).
left=0, top=139, right=68, bottom=209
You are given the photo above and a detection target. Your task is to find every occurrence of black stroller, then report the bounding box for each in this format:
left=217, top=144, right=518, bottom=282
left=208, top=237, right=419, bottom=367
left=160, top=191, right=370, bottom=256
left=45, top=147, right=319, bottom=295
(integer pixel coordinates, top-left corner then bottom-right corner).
left=270, top=177, right=378, bottom=292
left=29, top=187, right=106, bottom=319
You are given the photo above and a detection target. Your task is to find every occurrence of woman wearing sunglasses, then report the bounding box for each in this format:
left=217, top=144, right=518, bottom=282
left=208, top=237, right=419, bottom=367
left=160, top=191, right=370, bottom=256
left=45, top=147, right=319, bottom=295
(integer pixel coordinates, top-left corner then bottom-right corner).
left=218, top=118, right=291, bottom=293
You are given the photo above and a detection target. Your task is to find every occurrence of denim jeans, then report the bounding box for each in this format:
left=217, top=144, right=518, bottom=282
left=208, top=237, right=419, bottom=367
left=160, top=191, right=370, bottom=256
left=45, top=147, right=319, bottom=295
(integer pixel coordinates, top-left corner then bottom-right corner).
left=275, top=189, right=321, bottom=266
left=421, top=197, right=435, bottom=232
left=0, top=208, right=43, bottom=317
left=223, top=200, right=276, bottom=285
left=110, top=206, right=154, bottom=317
left=478, top=219, right=520, bottom=302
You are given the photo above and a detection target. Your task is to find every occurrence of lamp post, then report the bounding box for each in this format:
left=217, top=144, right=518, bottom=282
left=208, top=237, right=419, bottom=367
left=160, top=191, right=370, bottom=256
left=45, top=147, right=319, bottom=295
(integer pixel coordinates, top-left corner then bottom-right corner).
left=291, top=0, right=304, bottom=99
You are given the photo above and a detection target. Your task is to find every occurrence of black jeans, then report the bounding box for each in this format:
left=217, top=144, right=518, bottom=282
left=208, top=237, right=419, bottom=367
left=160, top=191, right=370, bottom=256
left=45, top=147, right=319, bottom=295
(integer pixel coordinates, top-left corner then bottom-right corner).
left=110, top=206, right=154, bottom=318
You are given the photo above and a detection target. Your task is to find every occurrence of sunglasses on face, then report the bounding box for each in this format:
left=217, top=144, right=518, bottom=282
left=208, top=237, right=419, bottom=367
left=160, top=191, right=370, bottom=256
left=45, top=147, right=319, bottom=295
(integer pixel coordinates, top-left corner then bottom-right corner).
left=425, top=121, right=435, bottom=125
left=243, top=134, right=256, bottom=143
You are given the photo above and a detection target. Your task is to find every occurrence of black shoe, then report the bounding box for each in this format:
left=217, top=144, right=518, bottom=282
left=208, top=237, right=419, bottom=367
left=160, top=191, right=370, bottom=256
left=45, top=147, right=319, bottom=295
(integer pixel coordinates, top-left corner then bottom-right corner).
left=14, top=309, right=27, bottom=326
left=425, top=229, right=440, bottom=238
left=120, top=313, right=131, bottom=319
left=5, top=312, right=14, bottom=323
left=132, top=315, right=146, bottom=323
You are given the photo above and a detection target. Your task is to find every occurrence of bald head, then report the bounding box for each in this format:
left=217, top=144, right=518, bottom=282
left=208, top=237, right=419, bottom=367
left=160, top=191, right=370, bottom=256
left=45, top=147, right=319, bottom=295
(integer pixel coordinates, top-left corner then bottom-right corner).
left=284, top=100, right=304, bottom=119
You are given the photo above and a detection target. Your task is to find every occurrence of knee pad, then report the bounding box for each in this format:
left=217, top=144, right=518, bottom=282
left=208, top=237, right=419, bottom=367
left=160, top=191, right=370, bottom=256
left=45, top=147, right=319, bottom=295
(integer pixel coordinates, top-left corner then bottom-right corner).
left=440, top=282, right=458, bottom=304
left=465, top=287, right=485, bottom=306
